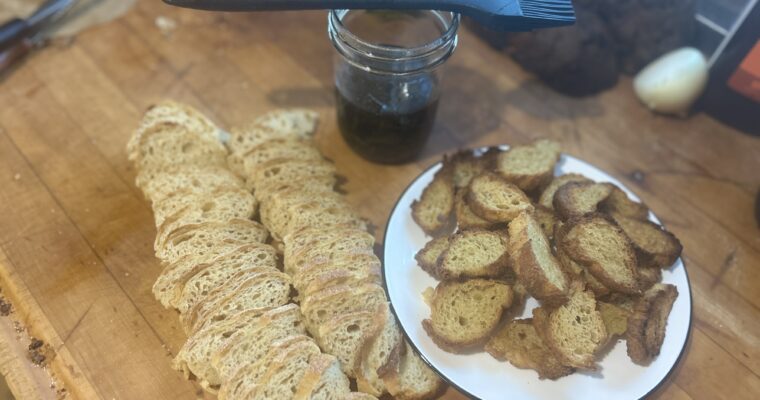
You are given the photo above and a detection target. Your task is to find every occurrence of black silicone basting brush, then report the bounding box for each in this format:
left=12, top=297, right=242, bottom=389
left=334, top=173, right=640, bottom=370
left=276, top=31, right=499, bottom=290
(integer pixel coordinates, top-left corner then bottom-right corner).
left=163, top=0, right=575, bottom=31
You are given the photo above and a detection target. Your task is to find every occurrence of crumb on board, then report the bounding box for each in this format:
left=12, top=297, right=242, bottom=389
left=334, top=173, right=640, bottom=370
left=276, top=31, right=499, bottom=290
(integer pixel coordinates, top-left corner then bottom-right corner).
left=155, top=16, right=177, bottom=37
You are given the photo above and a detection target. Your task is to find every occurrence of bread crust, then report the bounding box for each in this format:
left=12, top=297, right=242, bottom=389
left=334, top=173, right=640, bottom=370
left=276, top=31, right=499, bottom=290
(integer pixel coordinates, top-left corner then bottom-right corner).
left=467, top=172, right=534, bottom=222
left=553, top=181, right=614, bottom=220
left=626, top=284, right=678, bottom=364
left=611, top=213, right=683, bottom=269
left=414, top=236, right=450, bottom=280
left=437, top=230, right=510, bottom=279
left=411, top=167, right=456, bottom=236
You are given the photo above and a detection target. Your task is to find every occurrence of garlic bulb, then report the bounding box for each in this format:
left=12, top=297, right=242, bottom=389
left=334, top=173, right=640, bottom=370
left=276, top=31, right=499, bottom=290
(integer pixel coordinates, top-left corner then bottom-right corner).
left=633, top=47, right=709, bottom=115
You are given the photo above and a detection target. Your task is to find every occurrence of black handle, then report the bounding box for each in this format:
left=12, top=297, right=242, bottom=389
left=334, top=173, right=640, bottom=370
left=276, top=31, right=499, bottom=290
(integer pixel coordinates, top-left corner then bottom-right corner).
left=0, top=18, right=30, bottom=53
left=0, top=38, right=33, bottom=76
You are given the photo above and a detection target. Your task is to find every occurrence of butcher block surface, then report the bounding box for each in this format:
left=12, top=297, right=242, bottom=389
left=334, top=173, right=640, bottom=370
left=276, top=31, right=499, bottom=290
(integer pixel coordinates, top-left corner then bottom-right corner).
left=0, top=1, right=759, bottom=399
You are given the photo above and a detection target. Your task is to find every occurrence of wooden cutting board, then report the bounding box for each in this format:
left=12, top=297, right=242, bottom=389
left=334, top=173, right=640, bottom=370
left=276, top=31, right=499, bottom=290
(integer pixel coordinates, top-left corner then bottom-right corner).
left=0, top=1, right=758, bottom=399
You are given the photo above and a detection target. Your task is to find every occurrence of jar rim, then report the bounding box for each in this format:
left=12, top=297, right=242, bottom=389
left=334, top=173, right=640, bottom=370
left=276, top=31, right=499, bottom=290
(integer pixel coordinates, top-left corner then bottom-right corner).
left=328, top=9, right=460, bottom=75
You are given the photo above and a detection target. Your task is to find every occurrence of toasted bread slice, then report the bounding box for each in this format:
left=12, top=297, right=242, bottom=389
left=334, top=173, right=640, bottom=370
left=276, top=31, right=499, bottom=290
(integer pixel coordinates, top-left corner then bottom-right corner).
left=227, top=109, right=319, bottom=156
left=317, top=311, right=379, bottom=378
left=467, top=172, right=534, bottom=222
left=128, top=100, right=220, bottom=162
left=183, top=270, right=292, bottom=333
left=611, top=213, right=682, bottom=269
left=533, top=205, right=558, bottom=242
left=553, top=181, right=614, bottom=220
left=211, top=304, right=307, bottom=382
left=454, top=189, right=497, bottom=230
left=627, top=284, right=678, bottom=364
left=175, top=243, right=278, bottom=313
left=241, top=137, right=324, bottom=175
left=356, top=305, right=402, bottom=397
left=384, top=341, right=446, bottom=400
left=538, top=174, right=592, bottom=209
left=508, top=212, right=569, bottom=303
left=242, top=338, right=323, bottom=400
left=137, top=165, right=243, bottom=203
left=292, top=354, right=352, bottom=400
left=600, top=186, right=650, bottom=220
left=300, top=284, right=388, bottom=336
left=444, top=150, right=492, bottom=189
left=411, top=167, right=455, bottom=236
left=415, top=236, right=450, bottom=279
left=637, top=265, right=662, bottom=291
left=172, top=308, right=272, bottom=392
left=422, top=279, right=513, bottom=352
left=437, top=230, right=510, bottom=279
left=598, top=301, right=631, bottom=340
left=485, top=319, right=574, bottom=380
left=152, top=242, right=251, bottom=309
left=155, top=219, right=268, bottom=263
left=496, top=139, right=561, bottom=193
left=292, top=253, right=382, bottom=295
left=217, top=335, right=315, bottom=400
left=134, top=122, right=227, bottom=172
left=532, top=290, right=607, bottom=370
left=562, top=215, right=641, bottom=294
left=554, top=221, right=612, bottom=297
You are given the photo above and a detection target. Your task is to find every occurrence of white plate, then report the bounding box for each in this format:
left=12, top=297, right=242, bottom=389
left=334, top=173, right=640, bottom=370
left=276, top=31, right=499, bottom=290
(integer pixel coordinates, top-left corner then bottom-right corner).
left=383, top=149, right=692, bottom=400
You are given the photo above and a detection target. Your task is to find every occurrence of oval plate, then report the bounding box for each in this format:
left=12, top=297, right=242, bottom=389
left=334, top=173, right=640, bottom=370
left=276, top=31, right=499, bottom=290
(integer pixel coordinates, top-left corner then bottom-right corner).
left=383, top=150, right=692, bottom=400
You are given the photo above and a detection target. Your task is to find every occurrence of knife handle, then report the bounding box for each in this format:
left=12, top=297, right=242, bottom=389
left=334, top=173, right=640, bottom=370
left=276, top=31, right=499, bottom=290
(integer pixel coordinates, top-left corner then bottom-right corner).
left=0, top=18, right=30, bottom=53
left=0, top=39, right=33, bottom=77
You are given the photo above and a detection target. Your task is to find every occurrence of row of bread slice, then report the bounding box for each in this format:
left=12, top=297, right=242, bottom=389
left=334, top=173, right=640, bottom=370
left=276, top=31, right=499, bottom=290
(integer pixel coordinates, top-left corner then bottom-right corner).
left=412, top=140, right=681, bottom=378
left=226, top=115, right=446, bottom=399
left=129, top=101, right=374, bottom=399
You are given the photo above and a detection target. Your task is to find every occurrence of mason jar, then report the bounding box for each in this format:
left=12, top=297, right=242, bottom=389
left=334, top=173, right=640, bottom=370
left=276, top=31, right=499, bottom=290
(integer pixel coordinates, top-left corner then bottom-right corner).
left=328, top=9, right=460, bottom=164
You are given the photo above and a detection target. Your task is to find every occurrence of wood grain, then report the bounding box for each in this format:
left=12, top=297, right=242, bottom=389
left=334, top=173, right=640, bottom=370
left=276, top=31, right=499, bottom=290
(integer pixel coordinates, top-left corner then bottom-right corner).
left=0, top=1, right=758, bottom=399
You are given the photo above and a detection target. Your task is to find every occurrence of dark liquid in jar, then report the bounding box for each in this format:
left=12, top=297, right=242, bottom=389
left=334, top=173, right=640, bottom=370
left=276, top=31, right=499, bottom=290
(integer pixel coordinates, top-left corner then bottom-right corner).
left=335, top=89, right=439, bottom=164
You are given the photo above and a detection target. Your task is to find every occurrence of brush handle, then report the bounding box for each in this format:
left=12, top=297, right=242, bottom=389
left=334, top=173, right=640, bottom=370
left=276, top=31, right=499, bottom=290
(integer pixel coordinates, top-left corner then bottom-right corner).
left=166, top=0, right=496, bottom=15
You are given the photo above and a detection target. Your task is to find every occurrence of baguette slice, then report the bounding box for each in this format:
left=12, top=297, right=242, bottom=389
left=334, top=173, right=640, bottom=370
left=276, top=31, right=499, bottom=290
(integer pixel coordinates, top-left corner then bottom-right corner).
left=444, top=150, right=492, bottom=189
left=156, top=219, right=268, bottom=263
left=241, top=137, right=323, bottom=174
left=283, top=204, right=367, bottom=241
left=172, top=308, right=271, bottom=392
left=134, top=122, right=227, bottom=173
left=438, top=230, right=510, bottom=279
left=414, top=236, right=450, bottom=279
left=152, top=242, right=250, bottom=309
left=508, top=212, right=569, bottom=303
left=299, top=268, right=383, bottom=301
left=562, top=215, right=641, bottom=294
left=212, top=304, right=307, bottom=382
left=342, top=393, right=380, bottom=400
left=611, top=213, right=682, bottom=269
left=454, top=189, right=496, bottom=230
left=626, top=284, right=678, bottom=364
left=184, top=270, right=292, bottom=334
left=422, top=279, right=513, bottom=352
left=553, top=181, right=614, bottom=220
left=241, top=338, right=323, bottom=400
left=137, top=165, right=243, bottom=203
left=293, top=253, right=382, bottom=295
left=284, top=226, right=376, bottom=267
left=228, top=109, right=319, bottom=156
left=218, top=335, right=315, bottom=400
left=538, top=174, right=592, bottom=209
left=411, top=167, right=455, bottom=236
left=292, top=354, right=352, bottom=400
left=128, top=100, right=220, bottom=162
left=600, top=186, right=650, bottom=220
left=300, top=284, right=388, bottom=336
left=496, top=139, right=561, bottom=193
left=598, top=301, right=631, bottom=340
left=467, top=172, right=534, bottom=222
left=260, top=189, right=344, bottom=236
left=286, top=231, right=376, bottom=276
left=485, top=319, right=574, bottom=380
left=249, top=159, right=336, bottom=192
left=253, top=175, right=336, bottom=204
left=317, top=311, right=378, bottom=377
left=534, top=205, right=558, bottom=241
left=175, top=243, right=278, bottom=312
left=356, top=304, right=402, bottom=397
left=152, top=187, right=256, bottom=228
left=532, top=290, right=607, bottom=370
left=384, top=341, right=446, bottom=400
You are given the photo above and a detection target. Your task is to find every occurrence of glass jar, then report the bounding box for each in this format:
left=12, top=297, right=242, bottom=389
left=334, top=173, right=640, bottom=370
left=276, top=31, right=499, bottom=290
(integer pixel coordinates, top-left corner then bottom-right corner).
left=328, top=9, right=460, bottom=164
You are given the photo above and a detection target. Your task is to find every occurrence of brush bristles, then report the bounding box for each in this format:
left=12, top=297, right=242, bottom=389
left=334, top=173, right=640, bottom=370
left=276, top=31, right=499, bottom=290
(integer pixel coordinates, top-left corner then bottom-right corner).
left=520, top=0, right=575, bottom=21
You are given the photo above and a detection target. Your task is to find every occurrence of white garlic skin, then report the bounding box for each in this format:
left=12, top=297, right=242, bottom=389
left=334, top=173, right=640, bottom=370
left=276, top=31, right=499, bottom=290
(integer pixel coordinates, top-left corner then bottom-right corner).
left=633, top=47, right=709, bottom=115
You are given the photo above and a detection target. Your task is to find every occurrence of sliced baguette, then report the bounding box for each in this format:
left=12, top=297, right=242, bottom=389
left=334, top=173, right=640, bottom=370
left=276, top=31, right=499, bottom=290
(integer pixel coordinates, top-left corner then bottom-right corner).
left=553, top=181, right=614, bottom=220
left=317, top=311, right=378, bottom=378
left=300, top=284, right=388, bottom=336
left=292, top=354, right=352, bottom=400
left=600, top=186, right=650, bottom=220
left=598, top=301, right=631, bottom=340
left=137, top=165, right=244, bottom=203
left=241, top=338, right=323, bottom=400
left=508, top=212, right=569, bottom=303
left=454, top=189, right=496, bottom=230
left=356, top=304, right=402, bottom=397
left=286, top=231, right=376, bottom=276
left=538, top=173, right=591, bottom=209
left=152, top=187, right=256, bottom=228
left=241, top=138, right=324, bottom=175
left=134, top=122, right=227, bottom=173
left=531, top=289, right=607, bottom=370
left=485, top=319, right=574, bottom=380
left=248, top=159, right=336, bottom=192
left=437, top=230, right=510, bottom=279
left=292, top=253, right=382, bottom=295
left=467, top=172, right=534, bottom=222
left=284, top=226, right=376, bottom=268
left=561, top=214, right=641, bottom=294
left=496, top=139, right=561, bottom=193
left=298, top=268, right=383, bottom=301
left=384, top=341, right=446, bottom=400
left=626, top=284, right=678, bottom=364
left=155, top=219, right=268, bottom=264
left=411, top=167, right=455, bottom=236
left=422, top=279, right=513, bottom=352
left=228, top=109, right=319, bottom=156
left=611, top=213, right=682, bottom=269
left=414, top=236, right=450, bottom=279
